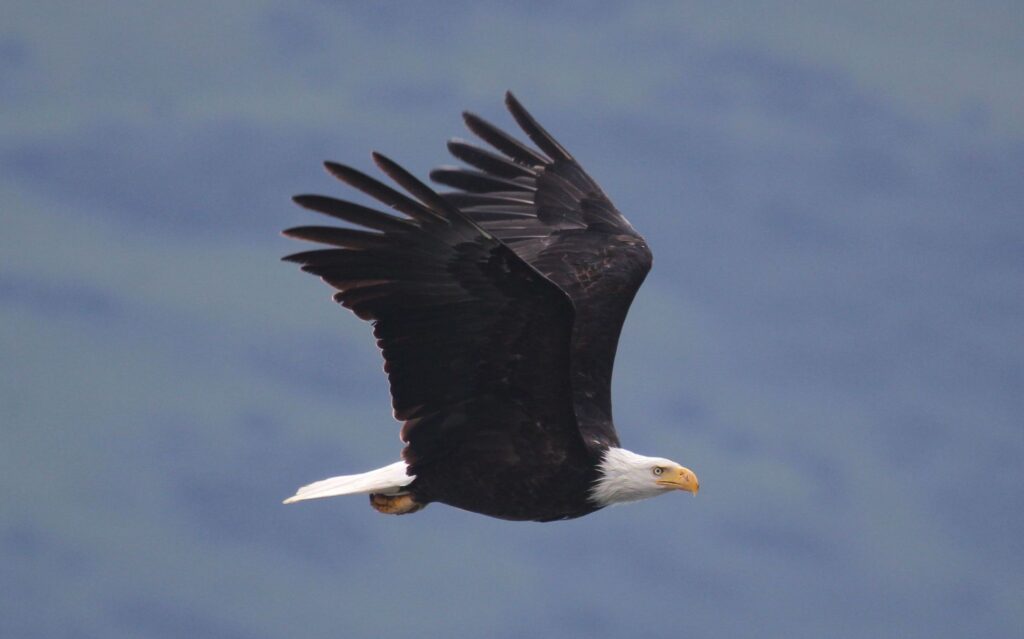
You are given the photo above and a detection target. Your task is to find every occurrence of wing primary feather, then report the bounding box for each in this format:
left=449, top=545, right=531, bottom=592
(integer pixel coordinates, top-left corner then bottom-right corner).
left=447, top=140, right=536, bottom=179
left=462, top=111, right=550, bottom=167
left=281, top=248, right=346, bottom=265
left=430, top=168, right=536, bottom=194
left=459, top=207, right=535, bottom=220
left=440, top=192, right=535, bottom=208
left=282, top=225, right=389, bottom=249
left=292, top=195, right=412, bottom=233
left=324, top=161, right=445, bottom=224
left=370, top=153, right=498, bottom=241
left=504, top=91, right=575, bottom=162
left=371, top=152, right=459, bottom=221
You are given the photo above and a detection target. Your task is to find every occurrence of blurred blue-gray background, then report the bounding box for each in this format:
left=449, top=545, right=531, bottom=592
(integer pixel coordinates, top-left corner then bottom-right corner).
left=2, top=2, right=1022, bottom=638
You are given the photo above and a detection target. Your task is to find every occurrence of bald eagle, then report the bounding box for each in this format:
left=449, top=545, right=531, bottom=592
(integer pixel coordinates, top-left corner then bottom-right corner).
left=282, top=93, right=698, bottom=522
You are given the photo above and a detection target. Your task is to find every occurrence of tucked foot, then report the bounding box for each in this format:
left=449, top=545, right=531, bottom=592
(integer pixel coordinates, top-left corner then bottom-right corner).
left=369, top=492, right=425, bottom=515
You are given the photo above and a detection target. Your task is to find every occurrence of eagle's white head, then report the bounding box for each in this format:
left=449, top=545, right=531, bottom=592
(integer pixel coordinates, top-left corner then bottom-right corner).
left=590, top=447, right=699, bottom=507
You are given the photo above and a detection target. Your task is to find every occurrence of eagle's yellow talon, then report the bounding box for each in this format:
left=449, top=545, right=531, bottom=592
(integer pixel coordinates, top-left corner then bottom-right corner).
left=369, top=493, right=425, bottom=515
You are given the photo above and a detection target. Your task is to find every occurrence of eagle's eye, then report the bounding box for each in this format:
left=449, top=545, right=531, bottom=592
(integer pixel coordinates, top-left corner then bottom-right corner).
left=652, top=466, right=664, bottom=476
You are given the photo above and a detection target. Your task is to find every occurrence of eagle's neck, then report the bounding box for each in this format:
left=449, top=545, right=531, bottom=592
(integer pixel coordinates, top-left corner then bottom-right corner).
left=589, top=447, right=667, bottom=507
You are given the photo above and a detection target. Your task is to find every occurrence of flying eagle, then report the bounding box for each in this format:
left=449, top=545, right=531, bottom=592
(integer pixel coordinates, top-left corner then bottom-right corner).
left=282, top=93, right=698, bottom=522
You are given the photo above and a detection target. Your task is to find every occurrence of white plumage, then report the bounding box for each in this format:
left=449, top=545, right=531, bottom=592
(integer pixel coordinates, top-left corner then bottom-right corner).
left=589, top=448, right=690, bottom=507
left=283, top=461, right=415, bottom=504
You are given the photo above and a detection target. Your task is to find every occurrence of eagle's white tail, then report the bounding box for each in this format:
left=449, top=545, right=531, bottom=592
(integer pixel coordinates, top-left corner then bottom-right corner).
left=282, top=461, right=415, bottom=504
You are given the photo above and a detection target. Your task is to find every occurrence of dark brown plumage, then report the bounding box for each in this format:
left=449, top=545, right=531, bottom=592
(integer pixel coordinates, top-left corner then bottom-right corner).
left=284, top=93, right=654, bottom=521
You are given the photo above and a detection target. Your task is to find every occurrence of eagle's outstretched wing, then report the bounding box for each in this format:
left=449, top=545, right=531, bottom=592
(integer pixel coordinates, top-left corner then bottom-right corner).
left=284, top=154, right=587, bottom=471
left=431, top=93, right=653, bottom=450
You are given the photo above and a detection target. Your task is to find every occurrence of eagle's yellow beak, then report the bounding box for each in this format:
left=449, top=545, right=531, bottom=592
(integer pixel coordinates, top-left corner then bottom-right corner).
left=657, top=465, right=699, bottom=495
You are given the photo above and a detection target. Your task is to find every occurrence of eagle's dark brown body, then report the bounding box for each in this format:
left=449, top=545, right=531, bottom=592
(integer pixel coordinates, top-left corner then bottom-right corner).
left=407, top=435, right=605, bottom=522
